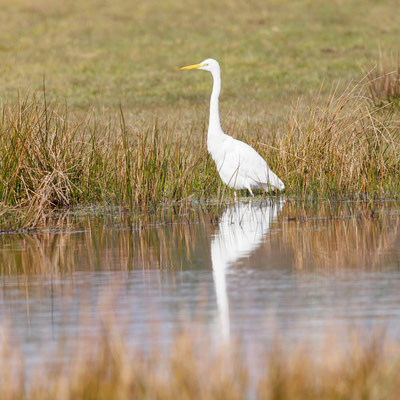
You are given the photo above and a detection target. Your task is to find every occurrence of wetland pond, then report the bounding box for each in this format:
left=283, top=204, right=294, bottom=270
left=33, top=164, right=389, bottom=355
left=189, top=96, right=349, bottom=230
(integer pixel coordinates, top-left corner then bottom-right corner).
left=1, top=199, right=400, bottom=371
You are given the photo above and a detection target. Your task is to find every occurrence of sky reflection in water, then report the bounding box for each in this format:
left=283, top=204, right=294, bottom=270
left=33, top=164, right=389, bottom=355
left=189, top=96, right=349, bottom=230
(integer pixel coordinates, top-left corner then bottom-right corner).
left=1, top=200, right=400, bottom=366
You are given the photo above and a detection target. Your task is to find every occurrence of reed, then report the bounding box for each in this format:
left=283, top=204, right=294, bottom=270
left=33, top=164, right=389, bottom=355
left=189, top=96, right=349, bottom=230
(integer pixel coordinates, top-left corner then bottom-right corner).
left=367, top=55, right=400, bottom=109
left=0, top=322, right=399, bottom=400
left=0, top=95, right=221, bottom=229
left=269, top=81, right=400, bottom=198
left=0, top=76, right=399, bottom=230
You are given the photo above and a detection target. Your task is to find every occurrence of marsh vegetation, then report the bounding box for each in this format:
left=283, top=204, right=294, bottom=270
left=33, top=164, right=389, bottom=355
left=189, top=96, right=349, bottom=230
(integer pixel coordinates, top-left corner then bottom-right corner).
left=1, top=74, right=399, bottom=231
left=2, top=324, right=400, bottom=400
left=0, top=0, right=399, bottom=229
left=1, top=0, right=400, bottom=398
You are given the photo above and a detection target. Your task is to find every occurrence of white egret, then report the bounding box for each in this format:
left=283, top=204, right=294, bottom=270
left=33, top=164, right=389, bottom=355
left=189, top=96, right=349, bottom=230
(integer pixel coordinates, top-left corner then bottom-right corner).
left=180, top=58, right=284, bottom=196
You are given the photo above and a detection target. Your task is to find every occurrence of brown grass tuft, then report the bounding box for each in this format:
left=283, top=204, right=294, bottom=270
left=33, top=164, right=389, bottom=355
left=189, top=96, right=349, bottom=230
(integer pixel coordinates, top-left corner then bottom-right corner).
left=0, top=322, right=400, bottom=400
left=1, top=74, right=399, bottom=230
left=367, top=55, right=400, bottom=108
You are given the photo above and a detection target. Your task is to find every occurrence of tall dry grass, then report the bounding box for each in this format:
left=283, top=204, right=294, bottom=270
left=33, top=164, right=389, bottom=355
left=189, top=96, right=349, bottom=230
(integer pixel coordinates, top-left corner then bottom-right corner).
left=268, top=81, right=400, bottom=198
left=1, top=75, right=399, bottom=230
left=367, top=55, right=400, bottom=108
left=1, top=321, right=400, bottom=400
left=0, top=95, right=220, bottom=229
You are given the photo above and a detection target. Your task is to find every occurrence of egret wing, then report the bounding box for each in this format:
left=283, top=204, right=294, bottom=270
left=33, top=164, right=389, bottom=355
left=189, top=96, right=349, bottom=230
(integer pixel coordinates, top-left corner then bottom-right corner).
left=220, top=137, right=277, bottom=187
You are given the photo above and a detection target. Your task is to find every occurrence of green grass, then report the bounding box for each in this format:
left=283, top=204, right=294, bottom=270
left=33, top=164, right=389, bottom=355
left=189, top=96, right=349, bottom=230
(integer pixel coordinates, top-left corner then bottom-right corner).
left=0, top=0, right=399, bottom=229
left=0, top=0, right=399, bottom=120
left=0, top=95, right=220, bottom=229
left=0, top=78, right=399, bottom=230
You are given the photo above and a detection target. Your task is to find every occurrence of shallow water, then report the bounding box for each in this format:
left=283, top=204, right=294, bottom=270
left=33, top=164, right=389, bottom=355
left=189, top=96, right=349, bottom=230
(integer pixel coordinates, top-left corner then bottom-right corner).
left=1, top=199, right=400, bottom=368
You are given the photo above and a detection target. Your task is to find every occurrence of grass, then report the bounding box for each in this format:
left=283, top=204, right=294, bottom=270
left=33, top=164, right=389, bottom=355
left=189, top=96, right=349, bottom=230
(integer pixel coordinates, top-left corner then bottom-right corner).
left=0, top=76, right=399, bottom=230
left=1, top=2, right=399, bottom=394
left=0, top=0, right=399, bottom=119
left=0, top=0, right=399, bottom=228
left=274, top=79, right=400, bottom=197
left=0, top=93, right=220, bottom=229
left=1, top=320, right=400, bottom=399
left=368, top=55, right=400, bottom=109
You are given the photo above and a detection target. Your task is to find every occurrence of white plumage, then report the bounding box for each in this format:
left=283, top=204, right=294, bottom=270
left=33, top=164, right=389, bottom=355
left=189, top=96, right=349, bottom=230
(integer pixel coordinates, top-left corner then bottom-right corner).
left=181, top=58, right=284, bottom=195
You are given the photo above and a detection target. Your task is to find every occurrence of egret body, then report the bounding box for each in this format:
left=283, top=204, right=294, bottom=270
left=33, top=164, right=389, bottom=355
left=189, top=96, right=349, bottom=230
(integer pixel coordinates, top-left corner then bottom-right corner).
left=180, top=59, right=284, bottom=195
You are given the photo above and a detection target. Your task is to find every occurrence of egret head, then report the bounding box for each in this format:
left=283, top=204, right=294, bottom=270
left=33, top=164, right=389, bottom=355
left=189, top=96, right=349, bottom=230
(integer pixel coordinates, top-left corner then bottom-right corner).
left=180, top=58, right=220, bottom=73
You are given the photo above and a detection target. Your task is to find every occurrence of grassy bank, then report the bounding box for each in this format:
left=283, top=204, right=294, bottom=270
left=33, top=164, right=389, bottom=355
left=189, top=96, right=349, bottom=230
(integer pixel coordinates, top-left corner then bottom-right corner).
left=0, top=0, right=399, bottom=229
left=1, top=75, right=399, bottom=229
left=1, top=322, right=400, bottom=400
left=1, top=0, right=399, bottom=119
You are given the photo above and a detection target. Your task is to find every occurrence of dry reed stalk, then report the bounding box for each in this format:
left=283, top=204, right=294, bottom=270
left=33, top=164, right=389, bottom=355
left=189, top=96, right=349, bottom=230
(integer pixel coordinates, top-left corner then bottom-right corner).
left=0, top=321, right=399, bottom=400
left=1, top=74, right=399, bottom=230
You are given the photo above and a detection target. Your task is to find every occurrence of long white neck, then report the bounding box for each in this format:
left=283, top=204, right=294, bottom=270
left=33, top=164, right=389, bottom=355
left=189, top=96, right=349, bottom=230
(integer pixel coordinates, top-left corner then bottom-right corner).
left=209, top=69, right=223, bottom=136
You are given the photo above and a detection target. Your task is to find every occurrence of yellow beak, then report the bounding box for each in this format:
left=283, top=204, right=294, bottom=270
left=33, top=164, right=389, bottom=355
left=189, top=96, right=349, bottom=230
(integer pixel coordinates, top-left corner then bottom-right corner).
left=180, top=63, right=202, bottom=70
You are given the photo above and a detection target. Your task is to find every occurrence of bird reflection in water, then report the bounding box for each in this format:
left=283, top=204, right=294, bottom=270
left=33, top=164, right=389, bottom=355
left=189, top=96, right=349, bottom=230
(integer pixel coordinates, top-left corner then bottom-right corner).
left=211, top=200, right=284, bottom=343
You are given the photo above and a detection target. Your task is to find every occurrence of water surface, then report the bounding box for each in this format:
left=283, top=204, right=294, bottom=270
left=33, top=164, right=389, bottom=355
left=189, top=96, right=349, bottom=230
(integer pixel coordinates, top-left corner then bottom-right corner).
left=1, top=200, right=400, bottom=367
